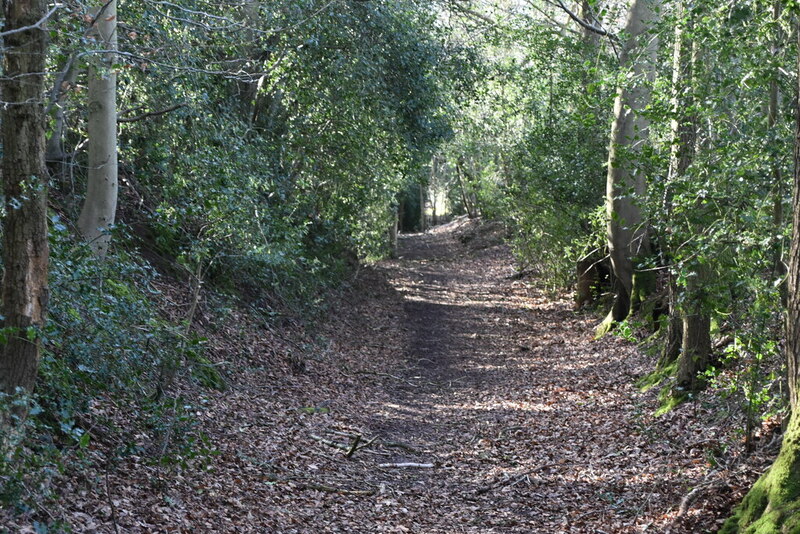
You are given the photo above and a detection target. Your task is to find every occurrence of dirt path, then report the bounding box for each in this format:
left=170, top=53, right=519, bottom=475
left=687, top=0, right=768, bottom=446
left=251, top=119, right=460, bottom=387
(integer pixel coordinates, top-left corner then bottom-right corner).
left=41, top=219, right=747, bottom=534
left=316, top=219, right=731, bottom=533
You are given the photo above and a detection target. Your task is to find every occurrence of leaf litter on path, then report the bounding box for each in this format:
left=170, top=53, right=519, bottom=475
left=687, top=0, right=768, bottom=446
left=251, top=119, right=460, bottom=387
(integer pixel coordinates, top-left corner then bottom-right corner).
left=6, top=218, right=773, bottom=533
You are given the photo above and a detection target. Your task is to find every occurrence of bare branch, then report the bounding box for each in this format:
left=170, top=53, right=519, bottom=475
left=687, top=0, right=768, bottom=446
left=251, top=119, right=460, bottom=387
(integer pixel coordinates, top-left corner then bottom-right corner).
left=546, top=0, right=618, bottom=41
left=118, top=103, right=187, bottom=123
left=0, top=5, right=59, bottom=38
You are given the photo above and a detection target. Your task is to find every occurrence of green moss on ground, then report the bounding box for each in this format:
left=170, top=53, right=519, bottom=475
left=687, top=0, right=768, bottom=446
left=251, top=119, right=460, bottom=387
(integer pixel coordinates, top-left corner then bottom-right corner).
left=637, top=360, right=677, bottom=392
left=721, top=416, right=800, bottom=533
left=654, top=384, right=685, bottom=416
left=595, top=308, right=616, bottom=338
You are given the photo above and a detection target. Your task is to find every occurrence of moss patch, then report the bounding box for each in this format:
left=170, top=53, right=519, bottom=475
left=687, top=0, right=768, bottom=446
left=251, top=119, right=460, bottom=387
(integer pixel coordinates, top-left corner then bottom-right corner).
left=654, top=384, right=686, bottom=416
left=637, top=360, right=677, bottom=392
left=595, top=308, right=616, bottom=339
left=722, top=415, right=800, bottom=533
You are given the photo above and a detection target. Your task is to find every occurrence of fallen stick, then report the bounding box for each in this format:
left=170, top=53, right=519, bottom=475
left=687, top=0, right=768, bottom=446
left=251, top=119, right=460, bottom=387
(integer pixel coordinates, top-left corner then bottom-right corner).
left=355, top=435, right=379, bottom=452
left=379, top=462, right=435, bottom=468
left=310, top=434, right=349, bottom=451
left=345, top=435, right=362, bottom=458
left=475, top=463, right=561, bottom=495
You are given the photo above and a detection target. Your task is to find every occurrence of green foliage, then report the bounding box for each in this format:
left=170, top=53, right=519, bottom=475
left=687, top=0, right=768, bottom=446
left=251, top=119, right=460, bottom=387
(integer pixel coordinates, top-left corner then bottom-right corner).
left=5, top=1, right=469, bottom=523
left=0, top=222, right=209, bottom=520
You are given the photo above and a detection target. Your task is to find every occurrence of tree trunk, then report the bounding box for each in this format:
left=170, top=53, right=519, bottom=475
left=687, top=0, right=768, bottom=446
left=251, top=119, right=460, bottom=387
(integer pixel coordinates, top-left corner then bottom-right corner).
left=665, top=1, right=712, bottom=387
left=675, top=266, right=711, bottom=394
left=456, top=158, right=476, bottom=218
left=659, top=278, right=683, bottom=368
left=78, top=0, right=118, bottom=257
left=721, top=21, right=800, bottom=533
left=388, top=203, right=399, bottom=258
left=580, top=0, right=600, bottom=49
left=604, top=0, right=660, bottom=324
left=45, top=62, right=78, bottom=168
left=0, top=0, right=50, bottom=402
left=770, top=1, right=788, bottom=303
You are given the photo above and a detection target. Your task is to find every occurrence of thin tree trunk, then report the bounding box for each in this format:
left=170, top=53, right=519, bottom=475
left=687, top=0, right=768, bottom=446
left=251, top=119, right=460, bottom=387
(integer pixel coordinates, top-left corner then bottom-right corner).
left=580, top=0, right=600, bottom=49
left=675, top=266, right=711, bottom=393
left=770, top=1, right=788, bottom=294
left=456, top=158, right=475, bottom=218
left=676, top=13, right=712, bottom=393
left=660, top=1, right=693, bottom=367
left=388, top=203, right=398, bottom=258
left=78, top=0, right=118, bottom=257
left=604, top=0, right=660, bottom=324
left=0, top=0, right=50, bottom=403
left=45, top=62, right=78, bottom=166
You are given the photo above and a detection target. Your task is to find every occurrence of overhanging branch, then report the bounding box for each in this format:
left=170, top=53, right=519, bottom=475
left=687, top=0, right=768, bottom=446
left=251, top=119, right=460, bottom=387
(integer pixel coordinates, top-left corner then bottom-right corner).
left=118, top=103, right=186, bottom=123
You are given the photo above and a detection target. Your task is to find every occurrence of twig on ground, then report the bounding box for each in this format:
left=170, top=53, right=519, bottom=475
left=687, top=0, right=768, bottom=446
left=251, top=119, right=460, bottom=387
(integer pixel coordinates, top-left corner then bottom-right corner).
left=105, top=467, right=120, bottom=534
left=475, top=463, right=561, bottom=495
left=379, top=462, right=435, bottom=468
left=345, top=434, right=362, bottom=458
left=310, top=434, right=350, bottom=451
left=355, top=435, right=379, bottom=452
left=665, top=470, right=726, bottom=533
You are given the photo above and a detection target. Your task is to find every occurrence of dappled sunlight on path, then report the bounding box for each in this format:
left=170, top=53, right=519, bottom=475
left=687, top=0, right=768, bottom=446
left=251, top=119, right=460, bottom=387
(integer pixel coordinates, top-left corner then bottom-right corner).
left=343, top=219, right=717, bottom=533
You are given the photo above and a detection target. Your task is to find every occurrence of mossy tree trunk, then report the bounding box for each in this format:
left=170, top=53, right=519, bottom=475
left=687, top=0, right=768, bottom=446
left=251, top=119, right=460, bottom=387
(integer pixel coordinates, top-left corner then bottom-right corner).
left=675, top=265, right=711, bottom=395
left=603, top=0, right=660, bottom=327
left=722, top=18, right=800, bottom=532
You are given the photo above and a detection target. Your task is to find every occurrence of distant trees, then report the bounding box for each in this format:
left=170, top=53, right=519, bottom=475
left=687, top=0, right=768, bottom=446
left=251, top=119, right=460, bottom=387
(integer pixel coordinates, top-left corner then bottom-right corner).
left=0, top=0, right=457, bottom=411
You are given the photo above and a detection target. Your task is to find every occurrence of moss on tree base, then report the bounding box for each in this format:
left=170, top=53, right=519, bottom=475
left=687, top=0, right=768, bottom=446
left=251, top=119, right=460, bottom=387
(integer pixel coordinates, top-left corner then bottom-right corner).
left=722, top=415, right=800, bottom=533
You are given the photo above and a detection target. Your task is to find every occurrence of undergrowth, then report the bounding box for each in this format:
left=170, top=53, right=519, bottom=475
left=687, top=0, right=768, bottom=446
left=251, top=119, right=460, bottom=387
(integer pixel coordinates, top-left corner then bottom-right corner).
left=0, top=215, right=354, bottom=529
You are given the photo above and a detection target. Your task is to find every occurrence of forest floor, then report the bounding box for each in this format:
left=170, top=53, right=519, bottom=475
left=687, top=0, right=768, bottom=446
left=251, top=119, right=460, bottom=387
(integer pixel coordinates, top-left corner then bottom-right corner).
left=8, top=218, right=776, bottom=533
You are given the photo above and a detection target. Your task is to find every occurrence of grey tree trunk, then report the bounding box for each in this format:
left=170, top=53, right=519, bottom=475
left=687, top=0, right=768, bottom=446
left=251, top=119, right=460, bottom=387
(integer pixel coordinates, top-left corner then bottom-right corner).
left=0, top=0, right=50, bottom=402
left=671, top=7, right=711, bottom=394
left=389, top=204, right=399, bottom=258
left=78, top=0, right=118, bottom=257
left=604, top=0, right=660, bottom=323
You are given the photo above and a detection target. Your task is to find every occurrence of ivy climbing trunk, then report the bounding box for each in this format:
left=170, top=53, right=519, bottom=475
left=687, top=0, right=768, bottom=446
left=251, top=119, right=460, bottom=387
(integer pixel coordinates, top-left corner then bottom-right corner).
left=78, top=0, right=118, bottom=257
left=0, top=0, right=50, bottom=400
left=665, top=2, right=712, bottom=393
left=602, top=0, right=660, bottom=331
left=721, top=18, right=800, bottom=533
left=660, top=0, right=695, bottom=367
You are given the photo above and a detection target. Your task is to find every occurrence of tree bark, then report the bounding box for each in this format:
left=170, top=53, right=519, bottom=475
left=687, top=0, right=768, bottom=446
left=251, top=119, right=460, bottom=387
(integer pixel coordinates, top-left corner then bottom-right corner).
left=388, top=203, right=399, bottom=258
left=78, top=0, right=118, bottom=257
left=661, top=0, right=694, bottom=368
left=604, top=0, right=660, bottom=323
left=0, top=0, right=50, bottom=401
left=675, top=266, right=711, bottom=393
left=721, top=19, right=800, bottom=532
